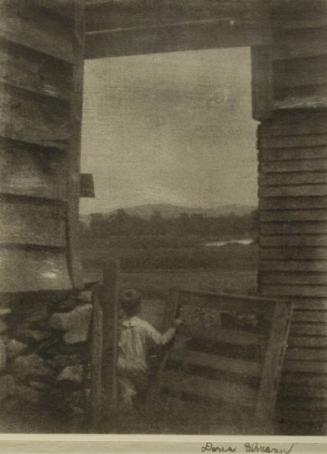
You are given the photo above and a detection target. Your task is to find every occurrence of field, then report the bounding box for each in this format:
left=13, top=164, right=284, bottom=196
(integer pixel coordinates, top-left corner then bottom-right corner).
left=81, top=236, right=259, bottom=432
left=82, top=237, right=258, bottom=329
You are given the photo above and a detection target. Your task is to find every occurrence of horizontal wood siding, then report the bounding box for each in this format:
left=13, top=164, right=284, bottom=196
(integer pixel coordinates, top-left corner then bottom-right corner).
left=271, top=2, right=327, bottom=110
left=259, top=2, right=327, bottom=429
left=0, top=1, right=84, bottom=292
left=0, top=248, right=71, bottom=292
left=258, top=108, right=327, bottom=433
left=0, top=139, right=67, bottom=200
left=84, top=0, right=271, bottom=58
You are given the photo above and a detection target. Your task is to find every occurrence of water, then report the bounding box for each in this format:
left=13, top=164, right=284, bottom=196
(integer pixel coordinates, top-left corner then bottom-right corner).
left=204, top=238, right=254, bottom=247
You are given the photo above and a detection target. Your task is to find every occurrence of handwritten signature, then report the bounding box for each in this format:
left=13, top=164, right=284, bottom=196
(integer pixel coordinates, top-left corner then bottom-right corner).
left=201, top=442, right=294, bottom=454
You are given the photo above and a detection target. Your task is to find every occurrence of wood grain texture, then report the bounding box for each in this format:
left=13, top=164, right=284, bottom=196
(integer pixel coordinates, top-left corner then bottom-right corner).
left=85, top=20, right=271, bottom=59
left=259, top=173, right=327, bottom=187
left=0, top=0, right=74, bottom=62
left=0, top=139, right=67, bottom=200
left=260, top=184, right=327, bottom=198
left=290, top=322, right=327, bottom=336
left=259, top=134, right=327, bottom=150
left=255, top=302, right=292, bottom=422
left=161, top=370, right=256, bottom=408
left=170, top=349, right=261, bottom=378
left=90, top=289, right=104, bottom=431
left=85, top=0, right=270, bottom=32
left=260, top=196, right=327, bottom=210
left=0, top=247, right=71, bottom=292
left=260, top=210, right=327, bottom=222
left=288, top=336, right=327, bottom=348
left=0, top=199, right=66, bottom=247
left=274, top=56, right=327, bottom=90
left=260, top=246, right=327, bottom=261
left=251, top=46, right=273, bottom=121
left=260, top=147, right=327, bottom=162
left=287, top=348, right=327, bottom=361
left=85, top=0, right=270, bottom=58
left=177, top=325, right=261, bottom=347
left=292, top=310, right=327, bottom=322
left=273, top=28, right=327, bottom=61
left=261, top=270, right=327, bottom=286
left=260, top=235, right=327, bottom=248
left=285, top=361, right=327, bottom=374
left=0, top=85, right=70, bottom=149
left=261, top=159, right=327, bottom=173
left=101, top=261, right=119, bottom=411
left=66, top=0, right=85, bottom=288
left=0, top=39, right=72, bottom=101
left=260, top=260, right=327, bottom=273
left=282, top=372, right=327, bottom=388
left=261, top=222, right=327, bottom=235
left=258, top=112, right=327, bottom=137
left=261, top=285, right=327, bottom=298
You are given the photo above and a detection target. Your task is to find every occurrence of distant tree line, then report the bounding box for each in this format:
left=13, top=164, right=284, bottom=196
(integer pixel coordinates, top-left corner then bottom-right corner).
left=81, top=209, right=259, bottom=238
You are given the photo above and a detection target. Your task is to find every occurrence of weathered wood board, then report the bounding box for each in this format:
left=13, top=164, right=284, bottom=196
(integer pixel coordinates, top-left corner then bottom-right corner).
left=0, top=0, right=85, bottom=292
left=153, top=288, right=292, bottom=433
left=84, top=0, right=271, bottom=59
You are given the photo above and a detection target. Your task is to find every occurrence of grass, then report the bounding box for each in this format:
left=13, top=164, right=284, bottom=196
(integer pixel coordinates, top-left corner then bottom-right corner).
left=81, top=237, right=259, bottom=433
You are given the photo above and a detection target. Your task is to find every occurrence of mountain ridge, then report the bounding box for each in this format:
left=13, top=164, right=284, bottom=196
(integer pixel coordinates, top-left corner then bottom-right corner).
left=80, top=203, right=257, bottom=222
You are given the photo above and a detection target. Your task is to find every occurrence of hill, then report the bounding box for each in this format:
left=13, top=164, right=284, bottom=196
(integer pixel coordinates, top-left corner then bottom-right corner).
left=105, top=203, right=256, bottom=219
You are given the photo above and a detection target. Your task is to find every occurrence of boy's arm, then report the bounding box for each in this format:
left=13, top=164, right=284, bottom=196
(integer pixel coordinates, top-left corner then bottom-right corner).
left=146, top=319, right=181, bottom=346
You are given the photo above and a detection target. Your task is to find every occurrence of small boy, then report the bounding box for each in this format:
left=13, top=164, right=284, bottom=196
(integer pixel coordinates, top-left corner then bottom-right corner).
left=117, top=288, right=181, bottom=413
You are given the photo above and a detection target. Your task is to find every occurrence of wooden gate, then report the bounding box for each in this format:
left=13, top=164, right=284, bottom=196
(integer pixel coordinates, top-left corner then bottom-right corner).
left=152, top=288, right=293, bottom=434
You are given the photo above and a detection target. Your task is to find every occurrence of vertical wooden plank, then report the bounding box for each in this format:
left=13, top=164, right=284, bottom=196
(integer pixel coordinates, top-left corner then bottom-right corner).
left=67, top=0, right=85, bottom=289
left=90, top=287, right=104, bottom=432
left=146, top=289, right=179, bottom=404
left=156, top=288, right=180, bottom=430
left=254, top=301, right=293, bottom=431
left=251, top=46, right=274, bottom=121
left=101, top=260, right=120, bottom=422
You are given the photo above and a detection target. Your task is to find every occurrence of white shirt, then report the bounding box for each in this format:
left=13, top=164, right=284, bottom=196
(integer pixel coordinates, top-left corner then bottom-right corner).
left=117, top=316, right=176, bottom=373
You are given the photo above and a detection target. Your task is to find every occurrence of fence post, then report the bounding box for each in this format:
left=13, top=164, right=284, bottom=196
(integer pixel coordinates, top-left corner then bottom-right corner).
left=101, top=260, right=120, bottom=429
left=90, top=287, right=104, bottom=432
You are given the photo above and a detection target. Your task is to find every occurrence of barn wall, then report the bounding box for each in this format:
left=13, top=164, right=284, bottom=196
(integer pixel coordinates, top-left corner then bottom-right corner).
left=257, top=0, right=327, bottom=434
left=0, top=0, right=85, bottom=292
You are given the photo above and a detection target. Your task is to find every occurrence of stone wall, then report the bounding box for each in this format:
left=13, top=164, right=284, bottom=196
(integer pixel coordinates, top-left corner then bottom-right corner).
left=0, top=290, right=93, bottom=433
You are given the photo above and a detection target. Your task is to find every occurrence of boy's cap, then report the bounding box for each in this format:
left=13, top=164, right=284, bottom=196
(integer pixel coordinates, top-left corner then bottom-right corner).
left=119, top=288, right=142, bottom=305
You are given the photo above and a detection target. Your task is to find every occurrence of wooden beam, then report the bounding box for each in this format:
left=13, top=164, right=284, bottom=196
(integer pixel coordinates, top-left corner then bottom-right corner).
left=90, top=287, right=104, bottom=432
left=101, top=260, right=119, bottom=429
left=66, top=0, right=85, bottom=289
left=80, top=173, right=95, bottom=198
left=251, top=46, right=273, bottom=120
left=84, top=0, right=271, bottom=59
left=86, top=0, right=270, bottom=32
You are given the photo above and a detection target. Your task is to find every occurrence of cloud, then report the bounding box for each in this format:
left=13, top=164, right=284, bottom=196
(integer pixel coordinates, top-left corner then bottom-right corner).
left=80, top=47, right=257, bottom=214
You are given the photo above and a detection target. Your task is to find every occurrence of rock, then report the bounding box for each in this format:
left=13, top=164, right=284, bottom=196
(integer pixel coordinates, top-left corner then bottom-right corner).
left=52, top=354, right=80, bottom=370
left=12, top=354, right=53, bottom=378
left=0, top=338, right=6, bottom=370
left=57, top=365, right=84, bottom=385
left=29, top=381, right=49, bottom=391
left=55, top=299, right=80, bottom=312
left=49, top=305, right=92, bottom=344
left=0, top=375, right=15, bottom=402
left=0, top=307, right=11, bottom=317
left=71, top=406, right=85, bottom=417
left=6, top=339, right=28, bottom=359
left=16, top=384, right=43, bottom=404
left=70, top=390, right=87, bottom=408
left=0, top=320, right=7, bottom=334
left=23, top=305, right=48, bottom=323
left=15, top=329, right=50, bottom=343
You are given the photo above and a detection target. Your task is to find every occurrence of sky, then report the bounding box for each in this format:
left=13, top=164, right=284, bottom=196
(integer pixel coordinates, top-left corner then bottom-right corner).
left=80, top=47, right=258, bottom=214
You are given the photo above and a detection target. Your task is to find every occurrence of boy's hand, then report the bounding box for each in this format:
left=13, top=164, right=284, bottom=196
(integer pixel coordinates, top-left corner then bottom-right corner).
left=173, top=318, right=183, bottom=328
